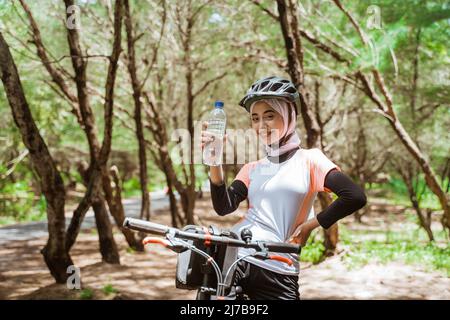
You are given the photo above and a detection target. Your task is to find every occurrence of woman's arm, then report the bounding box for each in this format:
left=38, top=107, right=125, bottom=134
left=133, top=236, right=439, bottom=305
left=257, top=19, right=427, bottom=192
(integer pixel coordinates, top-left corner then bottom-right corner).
left=202, top=120, right=247, bottom=215
left=210, top=177, right=248, bottom=216
left=209, top=165, right=224, bottom=185
left=316, top=169, right=367, bottom=229
left=289, top=169, right=367, bottom=244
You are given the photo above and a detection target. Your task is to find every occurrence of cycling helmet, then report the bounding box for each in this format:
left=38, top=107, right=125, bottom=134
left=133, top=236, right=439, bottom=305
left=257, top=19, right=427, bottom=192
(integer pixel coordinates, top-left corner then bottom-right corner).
left=238, top=76, right=301, bottom=116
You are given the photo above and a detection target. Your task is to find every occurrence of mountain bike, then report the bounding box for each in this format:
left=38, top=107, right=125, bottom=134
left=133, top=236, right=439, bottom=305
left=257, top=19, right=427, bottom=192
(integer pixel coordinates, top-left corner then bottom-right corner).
left=123, top=217, right=301, bottom=300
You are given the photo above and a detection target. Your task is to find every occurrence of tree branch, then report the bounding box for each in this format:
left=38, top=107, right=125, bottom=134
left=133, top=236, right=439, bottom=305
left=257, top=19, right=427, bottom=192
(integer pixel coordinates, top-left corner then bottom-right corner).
left=17, top=0, right=82, bottom=123
left=193, top=71, right=228, bottom=98
left=139, top=0, right=167, bottom=91
left=98, top=0, right=124, bottom=165
left=332, top=0, right=369, bottom=45
left=250, top=0, right=279, bottom=20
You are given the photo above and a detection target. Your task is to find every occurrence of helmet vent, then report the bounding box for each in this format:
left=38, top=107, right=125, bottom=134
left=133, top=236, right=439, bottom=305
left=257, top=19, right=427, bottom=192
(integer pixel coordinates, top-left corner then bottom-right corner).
left=260, top=80, right=270, bottom=89
left=270, top=82, right=282, bottom=91
left=285, top=87, right=296, bottom=93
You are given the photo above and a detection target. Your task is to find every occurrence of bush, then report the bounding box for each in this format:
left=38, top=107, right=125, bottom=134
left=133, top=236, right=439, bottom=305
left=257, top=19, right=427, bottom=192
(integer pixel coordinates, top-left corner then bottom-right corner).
left=122, top=177, right=141, bottom=197
left=0, top=177, right=47, bottom=224
left=79, top=288, right=93, bottom=300
left=102, top=284, right=118, bottom=295
left=300, top=237, right=325, bottom=264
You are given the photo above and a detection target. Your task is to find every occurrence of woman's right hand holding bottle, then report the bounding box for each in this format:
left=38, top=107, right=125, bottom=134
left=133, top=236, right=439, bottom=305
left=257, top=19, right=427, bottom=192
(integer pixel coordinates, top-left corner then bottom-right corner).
left=201, top=121, right=226, bottom=185
left=200, top=121, right=215, bottom=151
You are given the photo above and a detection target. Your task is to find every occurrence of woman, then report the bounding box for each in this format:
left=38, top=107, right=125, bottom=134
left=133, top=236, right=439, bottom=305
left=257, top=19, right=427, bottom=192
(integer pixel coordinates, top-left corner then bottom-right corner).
left=200, top=76, right=367, bottom=300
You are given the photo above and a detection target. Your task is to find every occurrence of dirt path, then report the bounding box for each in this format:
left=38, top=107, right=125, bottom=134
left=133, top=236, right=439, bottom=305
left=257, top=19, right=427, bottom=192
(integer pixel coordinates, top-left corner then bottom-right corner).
left=300, top=255, right=449, bottom=299
left=0, top=190, right=172, bottom=245
left=0, top=196, right=448, bottom=300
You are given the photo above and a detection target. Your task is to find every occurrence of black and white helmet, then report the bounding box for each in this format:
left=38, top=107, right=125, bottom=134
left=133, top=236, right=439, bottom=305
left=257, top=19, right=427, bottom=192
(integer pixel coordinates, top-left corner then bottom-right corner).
left=239, top=76, right=301, bottom=116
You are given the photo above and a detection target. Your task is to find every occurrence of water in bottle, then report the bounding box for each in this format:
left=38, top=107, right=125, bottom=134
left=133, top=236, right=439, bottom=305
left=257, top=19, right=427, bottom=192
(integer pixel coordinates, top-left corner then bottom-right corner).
left=203, top=100, right=226, bottom=166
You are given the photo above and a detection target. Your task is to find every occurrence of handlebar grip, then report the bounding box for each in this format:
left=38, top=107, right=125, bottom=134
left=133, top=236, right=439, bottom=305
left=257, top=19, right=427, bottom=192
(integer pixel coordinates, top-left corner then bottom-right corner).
left=123, top=217, right=171, bottom=235
left=264, top=242, right=301, bottom=254
left=269, top=255, right=293, bottom=266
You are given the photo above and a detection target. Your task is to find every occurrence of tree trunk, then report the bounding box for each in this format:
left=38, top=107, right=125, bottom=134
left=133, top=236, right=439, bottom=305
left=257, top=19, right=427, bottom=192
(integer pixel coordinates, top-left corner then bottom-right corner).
left=410, top=28, right=421, bottom=128
left=276, top=0, right=321, bottom=147
left=20, top=0, right=130, bottom=256
left=108, top=166, right=144, bottom=250
left=365, top=70, right=450, bottom=232
left=164, top=170, right=183, bottom=228
left=0, top=31, right=74, bottom=283
left=17, top=0, right=82, bottom=124
left=180, top=191, right=190, bottom=224
left=407, top=188, right=434, bottom=242
left=398, top=165, right=435, bottom=242
left=92, top=197, right=120, bottom=264
left=72, top=163, right=121, bottom=262
left=181, top=3, right=198, bottom=225
left=145, top=114, right=188, bottom=227
left=277, top=0, right=338, bottom=253
left=63, top=0, right=123, bottom=261
left=124, top=0, right=151, bottom=221
left=186, top=184, right=197, bottom=225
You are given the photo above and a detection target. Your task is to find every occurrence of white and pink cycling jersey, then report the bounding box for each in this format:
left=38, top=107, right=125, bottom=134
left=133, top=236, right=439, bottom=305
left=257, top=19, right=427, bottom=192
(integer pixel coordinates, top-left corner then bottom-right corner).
left=231, top=148, right=340, bottom=275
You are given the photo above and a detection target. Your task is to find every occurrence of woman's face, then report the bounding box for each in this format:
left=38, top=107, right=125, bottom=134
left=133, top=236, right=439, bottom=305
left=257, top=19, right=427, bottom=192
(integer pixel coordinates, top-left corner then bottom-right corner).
left=251, top=101, right=284, bottom=145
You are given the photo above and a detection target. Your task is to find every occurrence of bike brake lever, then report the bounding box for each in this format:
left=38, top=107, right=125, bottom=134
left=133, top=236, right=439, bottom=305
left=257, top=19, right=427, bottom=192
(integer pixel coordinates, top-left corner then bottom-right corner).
left=253, top=252, right=293, bottom=266
left=143, top=236, right=188, bottom=253
left=253, top=252, right=269, bottom=259
left=166, top=235, right=190, bottom=253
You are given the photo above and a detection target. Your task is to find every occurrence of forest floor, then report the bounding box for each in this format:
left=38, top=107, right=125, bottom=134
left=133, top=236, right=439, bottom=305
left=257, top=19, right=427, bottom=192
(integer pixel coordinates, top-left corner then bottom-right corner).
left=0, top=194, right=448, bottom=300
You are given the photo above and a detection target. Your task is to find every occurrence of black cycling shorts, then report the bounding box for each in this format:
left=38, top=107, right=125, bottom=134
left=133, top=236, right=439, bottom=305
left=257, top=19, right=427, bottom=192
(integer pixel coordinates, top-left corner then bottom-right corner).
left=232, top=260, right=300, bottom=300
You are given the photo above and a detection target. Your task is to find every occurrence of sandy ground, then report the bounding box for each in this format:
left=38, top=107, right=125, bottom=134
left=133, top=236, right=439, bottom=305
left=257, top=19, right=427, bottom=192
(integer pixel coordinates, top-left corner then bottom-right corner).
left=0, top=196, right=448, bottom=300
left=300, top=255, right=449, bottom=299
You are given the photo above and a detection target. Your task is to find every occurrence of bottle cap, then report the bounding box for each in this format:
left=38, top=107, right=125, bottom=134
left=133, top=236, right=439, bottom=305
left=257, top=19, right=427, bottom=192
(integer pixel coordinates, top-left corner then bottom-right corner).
left=214, top=100, right=224, bottom=108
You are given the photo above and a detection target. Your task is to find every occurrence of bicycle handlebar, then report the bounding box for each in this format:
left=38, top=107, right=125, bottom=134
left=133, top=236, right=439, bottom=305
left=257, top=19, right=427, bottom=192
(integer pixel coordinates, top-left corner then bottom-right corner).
left=124, top=217, right=301, bottom=254
left=124, top=217, right=174, bottom=235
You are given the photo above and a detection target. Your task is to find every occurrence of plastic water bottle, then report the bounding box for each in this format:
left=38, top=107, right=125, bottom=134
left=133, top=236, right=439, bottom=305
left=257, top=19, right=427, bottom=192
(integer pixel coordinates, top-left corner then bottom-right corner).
left=203, top=100, right=226, bottom=166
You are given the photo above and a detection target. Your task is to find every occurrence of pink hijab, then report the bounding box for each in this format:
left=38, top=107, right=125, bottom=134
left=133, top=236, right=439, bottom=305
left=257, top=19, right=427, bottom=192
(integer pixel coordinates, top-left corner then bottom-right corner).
left=250, top=98, right=301, bottom=157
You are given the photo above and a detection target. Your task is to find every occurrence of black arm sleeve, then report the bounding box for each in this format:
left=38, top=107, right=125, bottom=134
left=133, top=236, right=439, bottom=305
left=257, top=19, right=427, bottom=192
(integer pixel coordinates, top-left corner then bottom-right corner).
left=209, top=178, right=248, bottom=216
left=316, top=169, right=367, bottom=229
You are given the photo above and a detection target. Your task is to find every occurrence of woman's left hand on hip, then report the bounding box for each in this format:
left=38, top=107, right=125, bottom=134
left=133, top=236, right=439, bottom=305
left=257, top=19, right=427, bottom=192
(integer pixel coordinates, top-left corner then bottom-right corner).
left=288, top=217, right=321, bottom=246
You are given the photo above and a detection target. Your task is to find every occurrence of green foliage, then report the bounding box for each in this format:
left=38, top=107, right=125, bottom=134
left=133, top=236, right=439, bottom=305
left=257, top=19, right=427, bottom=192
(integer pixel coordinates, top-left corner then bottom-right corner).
left=367, top=176, right=443, bottom=210
left=343, top=239, right=450, bottom=276
left=300, top=236, right=326, bottom=264
left=102, top=284, right=118, bottom=295
left=79, top=288, right=94, bottom=300
left=339, top=224, right=450, bottom=276
left=0, top=171, right=47, bottom=224
left=122, top=177, right=142, bottom=198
